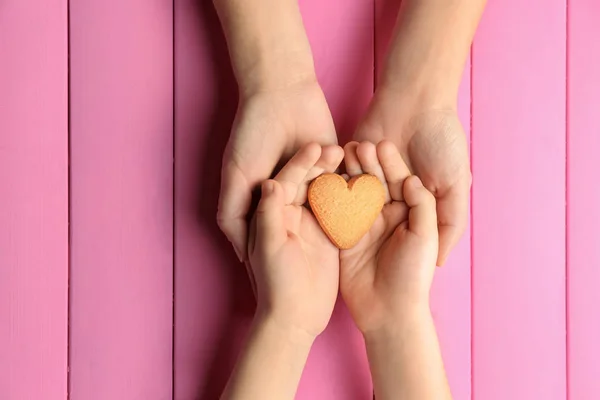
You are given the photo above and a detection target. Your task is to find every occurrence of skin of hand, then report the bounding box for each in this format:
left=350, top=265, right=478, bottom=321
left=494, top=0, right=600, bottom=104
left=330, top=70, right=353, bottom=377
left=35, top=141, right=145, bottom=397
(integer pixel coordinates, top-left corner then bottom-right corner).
left=340, top=140, right=451, bottom=400
left=214, top=0, right=338, bottom=262
left=354, top=102, right=470, bottom=268
left=340, top=140, right=438, bottom=333
left=218, top=82, right=337, bottom=264
left=221, top=143, right=344, bottom=400
left=355, top=0, right=486, bottom=265
left=248, top=142, right=344, bottom=338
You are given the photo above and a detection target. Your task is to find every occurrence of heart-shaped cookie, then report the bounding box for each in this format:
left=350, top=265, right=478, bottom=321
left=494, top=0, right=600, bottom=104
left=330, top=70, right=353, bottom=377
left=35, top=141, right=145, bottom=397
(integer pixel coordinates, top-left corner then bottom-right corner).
left=308, top=173, right=385, bottom=249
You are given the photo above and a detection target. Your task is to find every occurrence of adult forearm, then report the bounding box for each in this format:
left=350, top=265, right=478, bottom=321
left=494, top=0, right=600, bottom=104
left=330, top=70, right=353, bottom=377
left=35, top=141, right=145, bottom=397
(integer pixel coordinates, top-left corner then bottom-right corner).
left=214, top=0, right=316, bottom=97
left=379, top=0, right=486, bottom=109
left=221, top=316, right=314, bottom=400
left=365, top=308, right=452, bottom=400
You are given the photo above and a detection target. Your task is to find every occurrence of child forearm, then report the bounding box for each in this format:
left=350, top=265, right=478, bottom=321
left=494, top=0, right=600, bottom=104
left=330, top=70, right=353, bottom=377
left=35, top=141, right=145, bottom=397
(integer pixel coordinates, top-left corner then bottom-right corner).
left=221, top=315, right=314, bottom=400
left=365, top=307, right=452, bottom=400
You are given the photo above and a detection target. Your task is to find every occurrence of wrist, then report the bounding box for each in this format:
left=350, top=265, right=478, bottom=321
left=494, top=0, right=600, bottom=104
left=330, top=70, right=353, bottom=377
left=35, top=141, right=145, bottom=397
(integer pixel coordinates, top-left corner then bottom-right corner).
left=252, top=312, right=316, bottom=352
left=377, top=0, right=484, bottom=110
left=214, top=0, right=317, bottom=99
left=376, top=76, right=458, bottom=115
left=363, top=303, right=432, bottom=344
left=237, top=53, right=317, bottom=100
left=357, top=87, right=461, bottom=145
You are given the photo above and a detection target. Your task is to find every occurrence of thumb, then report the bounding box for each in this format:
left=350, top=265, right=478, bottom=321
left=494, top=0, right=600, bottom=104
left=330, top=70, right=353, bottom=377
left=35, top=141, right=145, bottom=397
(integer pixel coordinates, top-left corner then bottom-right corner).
left=403, top=176, right=438, bottom=238
left=255, top=180, right=287, bottom=252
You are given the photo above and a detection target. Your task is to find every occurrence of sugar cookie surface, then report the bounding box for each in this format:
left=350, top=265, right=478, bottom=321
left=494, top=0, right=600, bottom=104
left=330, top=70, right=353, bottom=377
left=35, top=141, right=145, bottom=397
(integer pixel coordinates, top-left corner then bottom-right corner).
left=308, top=173, right=385, bottom=249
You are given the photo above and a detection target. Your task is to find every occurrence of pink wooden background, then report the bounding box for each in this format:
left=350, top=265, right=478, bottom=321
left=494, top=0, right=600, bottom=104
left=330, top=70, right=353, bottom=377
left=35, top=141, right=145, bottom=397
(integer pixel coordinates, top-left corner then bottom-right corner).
left=1, top=0, right=598, bottom=399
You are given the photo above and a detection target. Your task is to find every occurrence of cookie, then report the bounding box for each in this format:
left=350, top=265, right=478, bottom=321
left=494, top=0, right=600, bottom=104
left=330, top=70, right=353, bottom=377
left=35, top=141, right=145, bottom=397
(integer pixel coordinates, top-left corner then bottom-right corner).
left=308, top=173, right=385, bottom=249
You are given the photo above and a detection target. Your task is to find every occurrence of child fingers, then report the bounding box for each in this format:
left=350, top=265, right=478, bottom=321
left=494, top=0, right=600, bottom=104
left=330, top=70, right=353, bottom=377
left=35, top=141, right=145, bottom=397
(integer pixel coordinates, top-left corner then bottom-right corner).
left=343, top=141, right=363, bottom=176
left=403, top=176, right=438, bottom=238
left=255, top=180, right=287, bottom=251
left=356, top=141, right=390, bottom=203
left=377, top=140, right=411, bottom=202
left=274, top=143, right=322, bottom=205
left=295, top=145, right=344, bottom=205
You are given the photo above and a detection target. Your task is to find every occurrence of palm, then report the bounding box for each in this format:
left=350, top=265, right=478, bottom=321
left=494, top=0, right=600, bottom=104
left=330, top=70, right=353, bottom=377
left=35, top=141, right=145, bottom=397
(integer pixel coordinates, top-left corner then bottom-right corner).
left=248, top=143, right=344, bottom=336
left=253, top=205, right=339, bottom=336
left=339, top=200, right=408, bottom=330
left=282, top=205, right=339, bottom=280
left=355, top=105, right=470, bottom=265
left=403, top=111, right=469, bottom=198
left=227, top=83, right=336, bottom=191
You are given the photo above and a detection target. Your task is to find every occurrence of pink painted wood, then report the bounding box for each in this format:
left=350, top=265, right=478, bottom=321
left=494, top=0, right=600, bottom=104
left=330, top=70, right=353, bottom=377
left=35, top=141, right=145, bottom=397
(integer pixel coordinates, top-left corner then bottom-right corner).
left=472, top=0, right=567, bottom=399
left=0, top=1, right=69, bottom=400
left=5, top=0, right=600, bottom=399
left=173, top=1, right=240, bottom=399
left=567, top=1, right=600, bottom=399
left=69, top=1, right=173, bottom=399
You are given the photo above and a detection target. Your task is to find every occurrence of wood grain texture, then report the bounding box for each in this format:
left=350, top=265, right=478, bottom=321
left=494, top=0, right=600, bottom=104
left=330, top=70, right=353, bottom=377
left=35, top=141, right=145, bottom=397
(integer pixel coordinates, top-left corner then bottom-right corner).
left=173, top=1, right=240, bottom=398
left=0, top=1, right=69, bottom=399
left=373, top=1, right=473, bottom=398
left=173, top=0, right=374, bottom=398
left=472, top=0, right=567, bottom=398
left=567, top=1, right=600, bottom=398
left=68, top=1, right=174, bottom=399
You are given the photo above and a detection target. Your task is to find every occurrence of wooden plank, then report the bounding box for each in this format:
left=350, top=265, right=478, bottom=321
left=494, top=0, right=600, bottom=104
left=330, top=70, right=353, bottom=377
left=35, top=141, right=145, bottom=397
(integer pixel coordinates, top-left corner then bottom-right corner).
left=68, top=1, right=173, bottom=399
left=173, top=1, right=239, bottom=398
left=567, top=1, right=600, bottom=398
left=374, top=1, right=472, bottom=398
left=471, top=1, right=566, bottom=398
left=173, top=0, right=374, bottom=398
left=0, top=1, right=69, bottom=399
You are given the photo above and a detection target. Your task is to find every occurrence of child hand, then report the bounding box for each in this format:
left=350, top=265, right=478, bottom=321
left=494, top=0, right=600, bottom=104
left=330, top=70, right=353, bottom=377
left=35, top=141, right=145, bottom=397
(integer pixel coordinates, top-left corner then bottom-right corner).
left=339, top=140, right=439, bottom=335
left=248, top=143, right=344, bottom=339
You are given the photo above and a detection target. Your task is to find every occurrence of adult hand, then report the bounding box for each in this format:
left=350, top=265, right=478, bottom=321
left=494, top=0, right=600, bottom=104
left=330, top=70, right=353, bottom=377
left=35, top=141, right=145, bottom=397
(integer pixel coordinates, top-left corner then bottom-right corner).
left=354, top=91, right=470, bottom=266
left=354, top=0, right=484, bottom=265
left=218, top=81, right=337, bottom=262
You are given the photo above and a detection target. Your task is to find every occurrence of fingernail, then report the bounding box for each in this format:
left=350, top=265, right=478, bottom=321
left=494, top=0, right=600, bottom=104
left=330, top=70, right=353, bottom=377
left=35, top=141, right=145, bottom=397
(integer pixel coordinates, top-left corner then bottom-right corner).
left=412, top=176, right=423, bottom=188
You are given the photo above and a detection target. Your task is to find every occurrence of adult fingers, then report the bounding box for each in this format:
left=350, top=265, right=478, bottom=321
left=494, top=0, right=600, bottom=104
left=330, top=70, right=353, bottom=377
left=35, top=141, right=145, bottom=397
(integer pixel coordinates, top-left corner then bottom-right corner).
left=435, top=178, right=470, bottom=266
left=217, top=160, right=252, bottom=262
left=274, top=143, right=322, bottom=205
left=295, top=144, right=344, bottom=205
left=377, top=140, right=411, bottom=202
left=356, top=141, right=390, bottom=203
left=343, top=141, right=363, bottom=176
left=403, top=176, right=438, bottom=238
left=255, top=180, right=287, bottom=253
